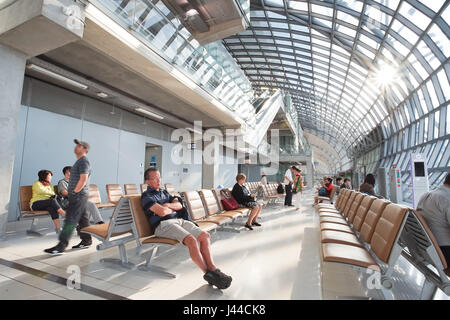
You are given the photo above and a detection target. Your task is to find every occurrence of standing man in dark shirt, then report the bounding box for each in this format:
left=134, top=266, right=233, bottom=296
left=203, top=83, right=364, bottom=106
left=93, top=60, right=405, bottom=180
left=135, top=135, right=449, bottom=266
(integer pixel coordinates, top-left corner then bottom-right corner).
left=44, top=139, right=93, bottom=254
left=141, top=168, right=232, bottom=289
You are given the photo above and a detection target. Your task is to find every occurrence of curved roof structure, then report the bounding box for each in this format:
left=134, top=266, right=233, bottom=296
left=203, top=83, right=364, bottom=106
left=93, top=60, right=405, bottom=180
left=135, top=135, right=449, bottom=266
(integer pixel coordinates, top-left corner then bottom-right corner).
left=223, top=0, right=449, bottom=164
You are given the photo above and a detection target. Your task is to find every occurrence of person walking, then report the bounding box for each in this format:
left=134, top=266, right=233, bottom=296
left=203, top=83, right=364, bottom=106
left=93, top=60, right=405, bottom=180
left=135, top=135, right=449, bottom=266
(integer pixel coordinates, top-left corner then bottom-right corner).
left=57, top=166, right=104, bottom=224
left=44, top=139, right=93, bottom=255
left=416, top=173, right=450, bottom=276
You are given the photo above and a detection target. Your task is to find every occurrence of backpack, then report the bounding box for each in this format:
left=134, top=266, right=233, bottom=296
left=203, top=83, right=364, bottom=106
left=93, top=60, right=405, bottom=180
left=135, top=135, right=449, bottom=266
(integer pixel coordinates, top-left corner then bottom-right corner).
left=172, top=195, right=198, bottom=226
left=318, top=187, right=328, bottom=196
left=277, top=183, right=284, bottom=194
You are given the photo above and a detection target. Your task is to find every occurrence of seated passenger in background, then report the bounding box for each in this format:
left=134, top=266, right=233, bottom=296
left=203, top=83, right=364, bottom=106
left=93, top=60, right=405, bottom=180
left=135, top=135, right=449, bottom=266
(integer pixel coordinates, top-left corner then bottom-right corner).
left=57, top=166, right=104, bottom=225
left=359, top=174, right=383, bottom=198
left=232, top=173, right=262, bottom=230
left=260, top=172, right=267, bottom=185
left=30, top=170, right=65, bottom=234
left=313, top=177, right=333, bottom=205
left=341, top=178, right=352, bottom=190
left=417, top=173, right=450, bottom=276
left=141, top=168, right=232, bottom=289
left=335, top=177, right=343, bottom=195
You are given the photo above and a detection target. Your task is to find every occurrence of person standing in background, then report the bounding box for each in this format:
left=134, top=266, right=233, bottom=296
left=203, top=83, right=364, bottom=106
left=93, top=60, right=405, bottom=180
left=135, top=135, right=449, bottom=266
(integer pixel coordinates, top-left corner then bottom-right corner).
left=44, top=139, right=93, bottom=255
left=416, top=173, right=450, bottom=276
left=293, top=167, right=303, bottom=211
left=284, top=166, right=295, bottom=207
left=260, top=172, right=267, bottom=185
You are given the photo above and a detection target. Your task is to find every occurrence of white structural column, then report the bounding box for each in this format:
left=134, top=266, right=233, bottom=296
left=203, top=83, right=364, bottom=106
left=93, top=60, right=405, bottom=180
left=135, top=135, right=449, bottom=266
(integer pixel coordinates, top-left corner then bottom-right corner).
left=0, top=44, right=27, bottom=239
left=306, top=158, right=314, bottom=189
left=202, top=138, right=220, bottom=189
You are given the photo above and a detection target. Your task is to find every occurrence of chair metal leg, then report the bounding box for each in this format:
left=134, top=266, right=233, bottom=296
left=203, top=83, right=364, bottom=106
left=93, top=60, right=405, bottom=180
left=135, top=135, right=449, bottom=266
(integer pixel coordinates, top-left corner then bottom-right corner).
left=419, top=279, right=438, bottom=300
left=26, top=218, right=44, bottom=237
left=100, top=243, right=134, bottom=269
left=138, top=247, right=178, bottom=278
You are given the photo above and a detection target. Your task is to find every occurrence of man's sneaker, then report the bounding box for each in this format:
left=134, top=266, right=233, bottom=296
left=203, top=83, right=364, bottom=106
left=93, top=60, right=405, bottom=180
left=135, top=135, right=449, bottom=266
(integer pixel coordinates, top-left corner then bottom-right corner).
left=96, top=221, right=105, bottom=225
left=44, top=243, right=66, bottom=255
left=72, top=241, right=92, bottom=249
left=203, top=270, right=232, bottom=289
left=212, top=269, right=232, bottom=282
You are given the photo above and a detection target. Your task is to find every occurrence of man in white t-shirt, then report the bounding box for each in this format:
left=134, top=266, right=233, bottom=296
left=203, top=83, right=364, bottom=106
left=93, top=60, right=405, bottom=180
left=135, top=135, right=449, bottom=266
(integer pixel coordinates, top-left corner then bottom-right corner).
left=284, top=166, right=295, bottom=206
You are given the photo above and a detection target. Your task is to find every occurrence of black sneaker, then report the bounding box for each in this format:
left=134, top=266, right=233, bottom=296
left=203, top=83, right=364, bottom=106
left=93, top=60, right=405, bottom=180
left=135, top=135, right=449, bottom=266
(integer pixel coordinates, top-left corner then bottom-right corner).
left=96, top=221, right=105, bottom=225
left=72, top=241, right=92, bottom=249
left=44, top=243, right=66, bottom=255
left=203, top=270, right=232, bottom=289
left=212, top=269, right=232, bottom=283
left=251, top=221, right=262, bottom=227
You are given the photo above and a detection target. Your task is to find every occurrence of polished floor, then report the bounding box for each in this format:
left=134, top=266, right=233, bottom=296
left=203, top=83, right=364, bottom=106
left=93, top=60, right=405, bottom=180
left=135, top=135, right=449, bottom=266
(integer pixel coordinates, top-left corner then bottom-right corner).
left=0, top=190, right=448, bottom=300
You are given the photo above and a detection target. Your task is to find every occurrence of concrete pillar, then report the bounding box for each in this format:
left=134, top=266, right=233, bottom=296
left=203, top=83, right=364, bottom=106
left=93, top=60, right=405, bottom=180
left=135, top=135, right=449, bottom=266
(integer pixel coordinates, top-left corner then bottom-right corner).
left=306, top=157, right=314, bottom=190
left=0, top=44, right=27, bottom=239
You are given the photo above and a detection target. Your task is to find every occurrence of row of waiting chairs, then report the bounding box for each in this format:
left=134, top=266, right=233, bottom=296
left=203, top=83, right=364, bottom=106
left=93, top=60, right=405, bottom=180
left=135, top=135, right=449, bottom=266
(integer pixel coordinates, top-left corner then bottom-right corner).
left=255, top=183, right=285, bottom=206
left=244, top=182, right=260, bottom=193
left=18, top=183, right=176, bottom=236
left=80, top=188, right=251, bottom=277
left=317, top=188, right=450, bottom=299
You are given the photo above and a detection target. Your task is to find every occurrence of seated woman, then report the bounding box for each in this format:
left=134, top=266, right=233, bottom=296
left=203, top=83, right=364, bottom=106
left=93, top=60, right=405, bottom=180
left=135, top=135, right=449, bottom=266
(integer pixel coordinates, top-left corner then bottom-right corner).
left=313, top=177, right=333, bottom=205
left=231, top=173, right=262, bottom=230
left=30, top=170, right=66, bottom=234
left=360, top=174, right=383, bottom=198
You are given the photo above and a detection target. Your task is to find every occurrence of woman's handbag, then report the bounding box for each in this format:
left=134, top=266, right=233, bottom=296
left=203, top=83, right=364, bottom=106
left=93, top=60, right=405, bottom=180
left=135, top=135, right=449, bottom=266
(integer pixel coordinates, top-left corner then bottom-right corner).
left=220, top=189, right=239, bottom=210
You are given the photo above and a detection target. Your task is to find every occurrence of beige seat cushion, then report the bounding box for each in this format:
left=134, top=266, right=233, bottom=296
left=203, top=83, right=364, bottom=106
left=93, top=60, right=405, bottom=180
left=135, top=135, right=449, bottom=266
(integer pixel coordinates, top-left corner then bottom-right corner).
left=318, top=208, right=339, bottom=213
left=321, top=230, right=364, bottom=248
left=319, top=212, right=343, bottom=218
left=196, top=221, right=218, bottom=232
left=320, top=216, right=348, bottom=225
left=322, top=243, right=380, bottom=272
left=96, top=203, right=116, bottom=209
left=142, top=236, right=179, bottom=245
left=203, top=215, right=231, bottom=225
left=22, top=210, right=49, bottom=216
left=320, top=222, right=353, bottom=234
left=219, top=211, right=242, bottom=218
left=233, top=208, right=250, bottom=214
left=81, top=222, right=129, bottom=239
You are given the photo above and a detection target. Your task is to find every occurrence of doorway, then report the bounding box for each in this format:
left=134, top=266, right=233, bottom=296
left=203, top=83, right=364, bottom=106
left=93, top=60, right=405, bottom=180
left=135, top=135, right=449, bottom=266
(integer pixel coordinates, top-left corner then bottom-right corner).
left=145, top=143, right=163, bottom=180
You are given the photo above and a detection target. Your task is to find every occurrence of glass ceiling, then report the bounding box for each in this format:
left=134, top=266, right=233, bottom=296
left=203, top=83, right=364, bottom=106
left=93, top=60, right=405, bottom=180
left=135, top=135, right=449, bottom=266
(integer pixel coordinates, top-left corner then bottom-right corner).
left=223, top=0, right=450, bottom=161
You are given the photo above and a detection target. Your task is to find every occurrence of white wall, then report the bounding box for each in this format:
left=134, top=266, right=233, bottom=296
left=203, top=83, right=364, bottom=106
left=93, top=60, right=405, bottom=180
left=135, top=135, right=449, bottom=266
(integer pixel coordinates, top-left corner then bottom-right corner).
left=8, top=106, right=203, bottom=220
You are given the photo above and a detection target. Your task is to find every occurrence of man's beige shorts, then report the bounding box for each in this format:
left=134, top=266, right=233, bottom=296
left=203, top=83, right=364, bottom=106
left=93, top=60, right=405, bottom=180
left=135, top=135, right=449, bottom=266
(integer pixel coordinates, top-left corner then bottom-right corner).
left=154, top=219, right=204, bottom=243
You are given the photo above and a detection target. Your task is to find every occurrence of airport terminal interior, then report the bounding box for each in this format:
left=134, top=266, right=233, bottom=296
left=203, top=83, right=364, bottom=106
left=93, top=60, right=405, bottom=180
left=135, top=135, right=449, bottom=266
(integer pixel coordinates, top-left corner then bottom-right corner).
left=0, top=0, right=449, bottom=301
